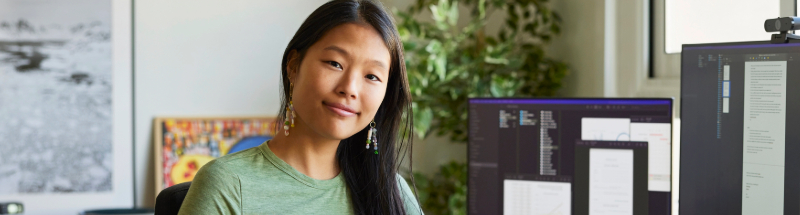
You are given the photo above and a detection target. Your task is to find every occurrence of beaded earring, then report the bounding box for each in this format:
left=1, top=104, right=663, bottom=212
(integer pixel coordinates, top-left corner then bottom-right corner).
left=283, top=83, right=295, bottom=136
left=366, top=120, right=378, bottom=154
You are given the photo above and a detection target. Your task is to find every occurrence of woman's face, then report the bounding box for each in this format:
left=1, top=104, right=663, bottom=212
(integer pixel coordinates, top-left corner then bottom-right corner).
left=288, top=23, right=391, bottom=140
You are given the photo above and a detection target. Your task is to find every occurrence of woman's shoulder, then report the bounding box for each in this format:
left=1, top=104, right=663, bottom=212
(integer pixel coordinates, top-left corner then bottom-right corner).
left=395, top=173, right=424, bottom=215
left=188, top=145, right=278, bottom=188
left=215, top=145, right=264, bottom=163
left=192, top=158, right=241, bottom=186
left=395, top=173, right=411, bottom=188
left=179, top=159, right=243, bottom=215
left=208, top=144, right=269, bottom=172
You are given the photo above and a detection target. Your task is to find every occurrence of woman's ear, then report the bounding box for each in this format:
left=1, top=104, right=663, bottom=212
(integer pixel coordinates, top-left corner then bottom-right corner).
left=286, top=50, right=300, bottom=82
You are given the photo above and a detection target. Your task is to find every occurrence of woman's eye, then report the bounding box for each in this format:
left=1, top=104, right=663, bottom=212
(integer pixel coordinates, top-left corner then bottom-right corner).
left=327, top=61, right=342, bottom=70
left=366, top=74, right=380, bottom=82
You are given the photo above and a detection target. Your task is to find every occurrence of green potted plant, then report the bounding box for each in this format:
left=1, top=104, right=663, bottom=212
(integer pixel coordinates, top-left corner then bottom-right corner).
left=395, top=0, right=568, bottom=214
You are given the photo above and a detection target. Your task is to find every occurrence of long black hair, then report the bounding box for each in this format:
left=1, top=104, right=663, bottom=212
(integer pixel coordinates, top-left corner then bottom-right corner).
left=277, top=0, right=416, bottom=214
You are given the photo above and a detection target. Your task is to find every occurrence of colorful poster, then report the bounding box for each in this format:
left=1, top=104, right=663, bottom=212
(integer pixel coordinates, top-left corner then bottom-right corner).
left=154, top=117, right=277, bottom=193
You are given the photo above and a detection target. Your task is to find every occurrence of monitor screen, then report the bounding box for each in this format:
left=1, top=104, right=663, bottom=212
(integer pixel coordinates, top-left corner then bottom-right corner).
left=680, top=41, right=800, bottom=214
left=468, top=98, right=673, bottom=215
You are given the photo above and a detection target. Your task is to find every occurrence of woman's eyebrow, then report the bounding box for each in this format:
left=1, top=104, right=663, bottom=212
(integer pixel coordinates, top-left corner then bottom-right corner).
left=323, top=45, right=387, bottom=70
left=323, top=45, right=349, bottom=57
left=369, top=60, right=387, bottom=70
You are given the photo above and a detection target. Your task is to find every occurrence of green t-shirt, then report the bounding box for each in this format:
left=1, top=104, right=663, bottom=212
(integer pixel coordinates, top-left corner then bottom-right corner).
left=178, top=141, right=423, bottom=215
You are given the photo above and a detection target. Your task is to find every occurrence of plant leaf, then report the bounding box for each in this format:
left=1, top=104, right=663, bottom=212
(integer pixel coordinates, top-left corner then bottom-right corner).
left=413, top=103, right=433, bottom=138
left=436, top=54, right=447, bottom=80
left=484, top=56, right=509, bottom=65
left=448, top=1, right=459, bottom=26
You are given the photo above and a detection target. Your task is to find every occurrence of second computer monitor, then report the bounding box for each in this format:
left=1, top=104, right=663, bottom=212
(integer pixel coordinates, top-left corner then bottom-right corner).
left=680, top=41, right=800, bottom=214
left=468, top=98, right=673, bottom=215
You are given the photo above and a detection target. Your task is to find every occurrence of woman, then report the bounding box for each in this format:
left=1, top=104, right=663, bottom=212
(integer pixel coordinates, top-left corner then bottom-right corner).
left=178, top=0, right=421, bottom=214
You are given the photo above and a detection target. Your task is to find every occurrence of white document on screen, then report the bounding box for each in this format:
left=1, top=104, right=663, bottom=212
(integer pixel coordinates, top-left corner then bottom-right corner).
left=742, top=61, right=787, bottom=215
left=503, top=180, right=571, bottom=215
left=630, top=123, right=671, bottom=192
left=581, top=118, right=631, bottom=141
left=589, top=148, right=633, bottom=215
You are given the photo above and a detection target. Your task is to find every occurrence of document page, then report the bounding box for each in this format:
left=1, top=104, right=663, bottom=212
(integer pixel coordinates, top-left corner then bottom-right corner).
left=581, top=118, right=631, bottom=141
left=503, top=180, right=571, bottom=215
left=630, top=123, right=671, bottom=192
left=741, top=61, right=787, bottom=215
left=590, top=148, right=633, bottom=215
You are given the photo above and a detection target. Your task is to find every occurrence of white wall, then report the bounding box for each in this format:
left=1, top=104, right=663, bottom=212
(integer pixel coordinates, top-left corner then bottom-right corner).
left=548, top=0, right=606, bottom=97
left=133, top=0, right=326, bottom=207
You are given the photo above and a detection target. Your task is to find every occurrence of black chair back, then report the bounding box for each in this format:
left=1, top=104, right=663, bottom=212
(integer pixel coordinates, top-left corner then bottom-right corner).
left=154, top=182, right=192, bottom=215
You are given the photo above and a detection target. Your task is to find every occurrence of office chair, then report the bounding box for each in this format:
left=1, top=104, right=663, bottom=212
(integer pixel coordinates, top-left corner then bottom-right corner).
left=154, top=182, right=192, bottom=215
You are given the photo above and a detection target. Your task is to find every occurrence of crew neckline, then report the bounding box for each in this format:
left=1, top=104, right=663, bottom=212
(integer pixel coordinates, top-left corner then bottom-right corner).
left=259, top=140, right=344, bottom=190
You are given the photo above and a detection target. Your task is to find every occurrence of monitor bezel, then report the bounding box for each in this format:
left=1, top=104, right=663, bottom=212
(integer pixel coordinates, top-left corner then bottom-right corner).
left=682, top=39, right=800, bottom=50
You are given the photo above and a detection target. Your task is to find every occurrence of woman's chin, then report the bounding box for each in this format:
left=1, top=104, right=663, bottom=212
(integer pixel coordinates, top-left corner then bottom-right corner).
left=320, top=132, right=357, bottom=141
left=313, top=124, right=360, bottom=140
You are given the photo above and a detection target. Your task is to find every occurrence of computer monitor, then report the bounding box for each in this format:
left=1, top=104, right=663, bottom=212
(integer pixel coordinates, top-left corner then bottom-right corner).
left=468, top=98, right=673, bottom=215
left=680, top=41, right=800, bottom=214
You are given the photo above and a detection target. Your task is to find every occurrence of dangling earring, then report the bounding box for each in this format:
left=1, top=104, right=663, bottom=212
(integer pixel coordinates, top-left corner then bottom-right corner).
left=284, top=83, right=295, bottom=136
left=366, top=120, right=378, bottom=154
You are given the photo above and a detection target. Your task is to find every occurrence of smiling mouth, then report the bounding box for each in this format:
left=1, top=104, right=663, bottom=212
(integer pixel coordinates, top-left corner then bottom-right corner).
left=323, top=101, right=358, bottom=117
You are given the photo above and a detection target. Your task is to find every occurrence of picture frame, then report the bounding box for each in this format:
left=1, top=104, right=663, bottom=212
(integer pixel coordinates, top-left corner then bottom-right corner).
left=152, top=116, right=278, bottom=195
left=0, top=0, right=134, bottom=214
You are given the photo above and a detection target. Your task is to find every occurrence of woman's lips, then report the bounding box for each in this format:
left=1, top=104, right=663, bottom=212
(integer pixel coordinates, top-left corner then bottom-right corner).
left=324, top=102, right=358, bottom=117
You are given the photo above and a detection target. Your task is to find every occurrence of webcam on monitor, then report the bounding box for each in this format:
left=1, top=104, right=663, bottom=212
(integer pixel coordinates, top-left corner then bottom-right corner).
left=764, top=17, right=800, bottom=43
left=764, top=17, right=800, bottom=32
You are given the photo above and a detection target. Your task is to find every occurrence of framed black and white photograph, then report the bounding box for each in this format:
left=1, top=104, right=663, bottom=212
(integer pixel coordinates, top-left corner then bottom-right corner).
left=0, top=0, right=133, bottom=214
